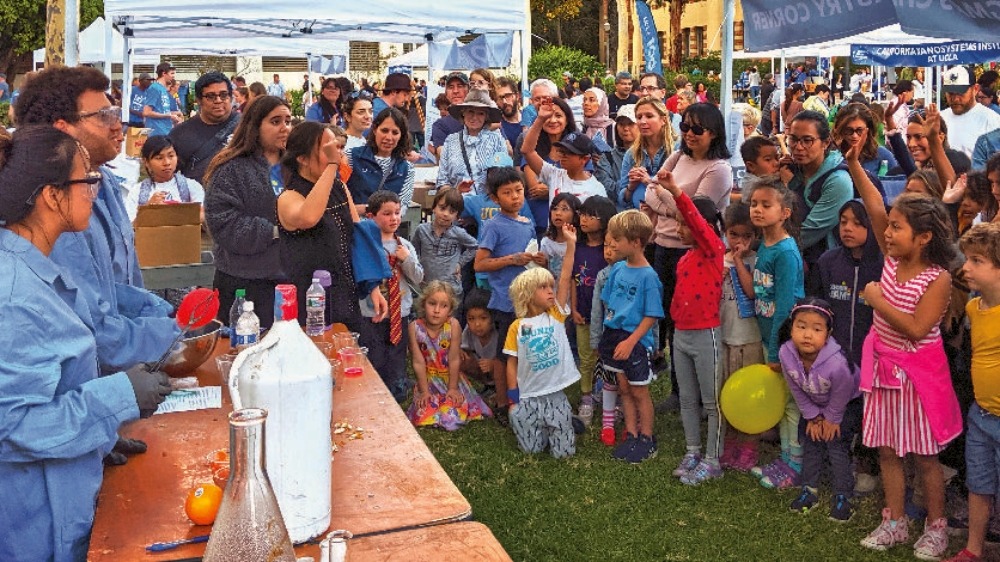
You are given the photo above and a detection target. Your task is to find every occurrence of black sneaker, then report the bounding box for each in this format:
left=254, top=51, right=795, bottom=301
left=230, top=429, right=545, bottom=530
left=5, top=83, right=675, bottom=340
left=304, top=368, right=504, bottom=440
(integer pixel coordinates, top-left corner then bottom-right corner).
left=571, top=416, right=586, bottom=435
left=625, top=434, right=658, bottom=464
left=790, top=487, right=819, bottom=513
left=494, top=406, right=510, bottom=428
left=829, top=494, right=854, bottom=522
left=613, top=433, right=637, bottom=460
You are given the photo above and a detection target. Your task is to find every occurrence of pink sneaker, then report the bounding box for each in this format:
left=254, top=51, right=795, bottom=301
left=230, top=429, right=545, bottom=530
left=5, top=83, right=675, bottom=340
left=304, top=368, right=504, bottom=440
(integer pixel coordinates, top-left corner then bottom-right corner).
left=913, top=517, right=949, bottom=561
left=861, top=508, right=909, bottom=551
left=600, top=427, right=616, bottom=447
left=718, top=440, right=739, bottom=468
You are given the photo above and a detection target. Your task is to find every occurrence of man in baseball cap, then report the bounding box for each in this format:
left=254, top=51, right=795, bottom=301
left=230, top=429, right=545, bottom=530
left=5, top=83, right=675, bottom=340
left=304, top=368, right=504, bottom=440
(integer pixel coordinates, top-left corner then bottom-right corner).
left=940, top=64, right=1000, bottom=157
left=429, top=72, right=471, bottom=159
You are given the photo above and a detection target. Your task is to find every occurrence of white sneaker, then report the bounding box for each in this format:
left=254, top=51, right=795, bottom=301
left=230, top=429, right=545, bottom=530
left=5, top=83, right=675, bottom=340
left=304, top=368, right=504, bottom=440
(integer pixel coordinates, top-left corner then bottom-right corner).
left=577, top=403, right=594, bottom=427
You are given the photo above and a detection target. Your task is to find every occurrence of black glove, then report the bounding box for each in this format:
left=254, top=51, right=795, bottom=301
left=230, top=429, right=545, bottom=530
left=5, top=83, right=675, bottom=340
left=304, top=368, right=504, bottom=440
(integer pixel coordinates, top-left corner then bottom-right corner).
left=125, top=364, right=172, bottom=418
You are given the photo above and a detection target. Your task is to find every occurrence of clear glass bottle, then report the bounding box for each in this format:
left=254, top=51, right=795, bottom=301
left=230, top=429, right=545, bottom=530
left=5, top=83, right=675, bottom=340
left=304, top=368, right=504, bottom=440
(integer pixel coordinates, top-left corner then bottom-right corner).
left=203, top=408, right=296, bottom=562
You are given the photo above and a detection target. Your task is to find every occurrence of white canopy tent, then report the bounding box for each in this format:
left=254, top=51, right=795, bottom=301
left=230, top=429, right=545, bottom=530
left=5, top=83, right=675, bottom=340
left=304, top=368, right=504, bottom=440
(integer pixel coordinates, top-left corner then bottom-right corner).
left=33, top=17, right=159, bottom=67
left=387, top=44, right=430, bottom=69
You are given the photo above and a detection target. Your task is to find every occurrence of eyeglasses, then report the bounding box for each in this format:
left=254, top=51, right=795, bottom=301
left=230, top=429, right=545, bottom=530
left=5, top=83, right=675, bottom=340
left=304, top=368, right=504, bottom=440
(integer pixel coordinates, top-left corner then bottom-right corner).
left=786, top=135, right=819, bottom=148
left=78, top=107, right=121, bottom=128
left=348, top=91, right=373, bottom=100
left=841, top=126, right=868, bottom=137
left=29, top=171, right=102, bottom=205
left=500, top=93, right=518, bottom=101
left=679, top=122, right=706, bottom=135
left=200, top=91, right=232, bottom=102
left=638, top=85, right=662, bottom=93
left=469, top=79, right=488, bottom=88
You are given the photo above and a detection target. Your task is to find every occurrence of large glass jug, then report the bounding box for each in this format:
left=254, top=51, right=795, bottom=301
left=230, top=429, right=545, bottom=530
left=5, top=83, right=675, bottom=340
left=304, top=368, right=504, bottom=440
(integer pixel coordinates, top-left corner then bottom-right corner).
left=203, top=408, right=296, bottom=561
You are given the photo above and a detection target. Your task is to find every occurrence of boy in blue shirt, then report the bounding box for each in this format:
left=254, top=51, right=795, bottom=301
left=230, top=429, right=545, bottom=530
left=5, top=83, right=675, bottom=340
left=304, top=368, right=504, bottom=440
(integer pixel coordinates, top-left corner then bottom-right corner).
left=598, top=209, right=664, bottom=463
left=474, top=166, right=543, bottom=424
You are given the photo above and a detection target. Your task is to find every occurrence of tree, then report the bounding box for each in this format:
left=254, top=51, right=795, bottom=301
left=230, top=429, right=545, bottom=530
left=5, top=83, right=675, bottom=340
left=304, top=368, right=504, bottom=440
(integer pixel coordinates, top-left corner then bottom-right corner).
left=527, top=45, right=603, bottom=83
left=531, top=0, right=583, bottom=46
left=648, top=0, right=688, bottom=71
left=0, top=0, right=103, bottom=78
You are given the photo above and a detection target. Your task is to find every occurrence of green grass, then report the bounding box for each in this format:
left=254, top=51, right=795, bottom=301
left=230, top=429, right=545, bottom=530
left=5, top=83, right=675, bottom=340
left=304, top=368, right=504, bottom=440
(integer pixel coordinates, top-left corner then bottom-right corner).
left=416, top=375, right=941, bottom=562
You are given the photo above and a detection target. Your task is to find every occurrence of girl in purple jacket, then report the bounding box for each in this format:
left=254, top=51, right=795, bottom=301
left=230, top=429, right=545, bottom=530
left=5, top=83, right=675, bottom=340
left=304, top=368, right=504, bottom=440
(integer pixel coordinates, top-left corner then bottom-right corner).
left=778, top=297, right=862, bottom=523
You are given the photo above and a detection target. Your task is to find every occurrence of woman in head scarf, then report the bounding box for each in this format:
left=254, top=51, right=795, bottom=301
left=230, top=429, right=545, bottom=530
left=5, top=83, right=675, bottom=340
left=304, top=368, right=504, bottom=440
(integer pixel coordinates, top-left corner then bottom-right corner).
left=582, top=87, right=616, bottom=147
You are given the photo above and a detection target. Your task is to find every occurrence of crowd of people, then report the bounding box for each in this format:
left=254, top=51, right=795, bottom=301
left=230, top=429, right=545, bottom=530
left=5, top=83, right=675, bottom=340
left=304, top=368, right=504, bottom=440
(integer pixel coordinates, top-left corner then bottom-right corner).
left=5, top=58, right=1000, bottom=562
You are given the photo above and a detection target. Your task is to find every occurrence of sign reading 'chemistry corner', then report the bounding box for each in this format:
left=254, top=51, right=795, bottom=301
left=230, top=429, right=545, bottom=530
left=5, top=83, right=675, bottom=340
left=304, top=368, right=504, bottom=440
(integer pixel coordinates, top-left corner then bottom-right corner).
left=741, top=0, right=1000, bottom=53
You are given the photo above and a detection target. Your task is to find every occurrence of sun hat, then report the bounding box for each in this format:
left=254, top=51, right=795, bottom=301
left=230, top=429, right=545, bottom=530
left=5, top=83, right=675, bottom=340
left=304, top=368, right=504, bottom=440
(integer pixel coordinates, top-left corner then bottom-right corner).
left=448, top=89, right=502, bottom=124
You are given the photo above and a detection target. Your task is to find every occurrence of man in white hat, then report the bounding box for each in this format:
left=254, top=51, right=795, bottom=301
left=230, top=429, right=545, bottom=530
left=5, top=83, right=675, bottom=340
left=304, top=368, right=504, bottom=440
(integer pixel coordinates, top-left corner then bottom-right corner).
left=435, top=89, right=510, bottom=195
left=940, top=65, right=1000, bottom=158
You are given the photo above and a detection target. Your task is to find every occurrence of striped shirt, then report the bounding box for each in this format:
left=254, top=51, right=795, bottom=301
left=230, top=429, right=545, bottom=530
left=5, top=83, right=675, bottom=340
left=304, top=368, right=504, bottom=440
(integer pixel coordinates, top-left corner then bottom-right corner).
left=436, top=128, right=508, bottom=196
left=871, top=257, right=945, bottom=353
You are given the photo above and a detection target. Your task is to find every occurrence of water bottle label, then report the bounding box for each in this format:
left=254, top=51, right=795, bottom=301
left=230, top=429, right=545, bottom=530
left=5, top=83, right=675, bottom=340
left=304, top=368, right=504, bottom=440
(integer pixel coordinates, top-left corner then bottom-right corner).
left=233, top=333, right=258, bottom=346
left=730, top=266, right=756, bottom=319
left=307, top=296, right=325, bottom=308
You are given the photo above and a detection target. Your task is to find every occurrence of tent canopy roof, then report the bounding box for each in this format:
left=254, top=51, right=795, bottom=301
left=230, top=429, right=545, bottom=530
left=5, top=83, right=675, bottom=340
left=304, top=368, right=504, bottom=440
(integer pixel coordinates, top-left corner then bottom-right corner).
left=735, top=24, right=955, bottom=59
left=105, top=0, right=527, bottom=43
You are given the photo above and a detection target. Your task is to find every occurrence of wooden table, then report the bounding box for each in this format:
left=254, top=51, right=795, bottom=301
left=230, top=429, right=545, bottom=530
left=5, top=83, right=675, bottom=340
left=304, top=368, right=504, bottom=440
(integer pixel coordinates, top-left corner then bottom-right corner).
left=346, top=522, right=512, bottom=561
left=88, top=335, right=480, bottom=560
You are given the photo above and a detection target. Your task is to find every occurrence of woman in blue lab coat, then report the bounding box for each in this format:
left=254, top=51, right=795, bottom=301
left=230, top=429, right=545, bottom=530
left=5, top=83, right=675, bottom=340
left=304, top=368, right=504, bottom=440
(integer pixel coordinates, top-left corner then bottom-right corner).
left=0, top=126, right=172, bottom=562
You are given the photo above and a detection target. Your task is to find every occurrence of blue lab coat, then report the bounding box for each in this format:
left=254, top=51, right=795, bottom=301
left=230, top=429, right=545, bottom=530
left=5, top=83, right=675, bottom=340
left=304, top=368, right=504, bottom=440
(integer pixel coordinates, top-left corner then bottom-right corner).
left=0, top=229, right=139, bottom=562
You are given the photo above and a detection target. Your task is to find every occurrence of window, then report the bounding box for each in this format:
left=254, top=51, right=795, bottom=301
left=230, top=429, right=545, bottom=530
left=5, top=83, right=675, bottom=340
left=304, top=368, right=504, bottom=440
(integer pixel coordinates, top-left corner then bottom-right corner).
left=681, top=27, right=692, bottom=59
left=350, top=41, right=380, bottom=73
left=657, top=31, right=667, bottom=63
left=735, top=20, right=744, bottom=52
left=694, top=26, right=705, bottom=58
left=262, top=57, right=307, bottom=73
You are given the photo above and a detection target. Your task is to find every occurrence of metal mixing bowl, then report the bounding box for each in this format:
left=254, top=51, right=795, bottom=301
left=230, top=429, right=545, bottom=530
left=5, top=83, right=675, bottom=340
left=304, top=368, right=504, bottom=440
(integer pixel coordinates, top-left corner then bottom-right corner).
left=161, top=319, right=223, bottom=377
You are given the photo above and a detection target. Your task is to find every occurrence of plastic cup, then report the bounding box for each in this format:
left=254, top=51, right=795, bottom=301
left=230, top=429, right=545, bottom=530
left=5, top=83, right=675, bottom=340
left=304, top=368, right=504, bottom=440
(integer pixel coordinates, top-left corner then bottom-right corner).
left=315, top=341, right=334, bottom=359
left=328, top=359, right=342, bottom=392
left=206, top=448, right=229, bottom=473
left=340, top=348, right=365, bottom=378
left=332, top=332, right=358, bottom=355
left=215, top=353, right=237, bottom=386
left=213, top=466, right=230, bottom=489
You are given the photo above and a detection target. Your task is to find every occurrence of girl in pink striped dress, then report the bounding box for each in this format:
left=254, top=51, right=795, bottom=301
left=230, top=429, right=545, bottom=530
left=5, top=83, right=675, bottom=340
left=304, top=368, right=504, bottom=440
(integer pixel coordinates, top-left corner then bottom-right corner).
left=850, top=133, right=963, bottom=561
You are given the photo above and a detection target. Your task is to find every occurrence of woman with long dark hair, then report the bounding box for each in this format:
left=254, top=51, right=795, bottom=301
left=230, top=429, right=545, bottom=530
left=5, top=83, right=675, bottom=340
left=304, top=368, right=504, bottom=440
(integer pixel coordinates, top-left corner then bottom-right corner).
left=277, top=121, right=386, bottom=329
left=345, top=107, right=415, bottom=207
left=306, top=77, right=344, bottom=127
left=833, top=103, right=897, bottom=177
left=204, top=96, right=292, bottom=327
left=521, top=96, right=578, bottom=233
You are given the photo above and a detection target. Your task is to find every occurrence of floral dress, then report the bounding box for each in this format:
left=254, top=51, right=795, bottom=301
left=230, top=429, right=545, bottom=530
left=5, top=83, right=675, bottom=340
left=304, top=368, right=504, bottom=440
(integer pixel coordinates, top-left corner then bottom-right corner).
left=406, top=319, right=492, bottom=430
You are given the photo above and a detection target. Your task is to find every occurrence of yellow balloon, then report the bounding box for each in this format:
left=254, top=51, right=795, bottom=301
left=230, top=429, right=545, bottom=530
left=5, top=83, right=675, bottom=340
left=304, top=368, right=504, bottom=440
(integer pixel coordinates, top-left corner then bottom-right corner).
left=720, top=364, right=788, bottom=434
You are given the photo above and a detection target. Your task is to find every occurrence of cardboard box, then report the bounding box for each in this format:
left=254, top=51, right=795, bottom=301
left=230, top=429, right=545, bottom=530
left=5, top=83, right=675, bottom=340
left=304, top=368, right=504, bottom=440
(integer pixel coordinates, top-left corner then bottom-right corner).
left=133, top=203, right=202, bottom=267
left=125, top=127, right=151, bottom=158
left=411, top=181, right=438, bottom=210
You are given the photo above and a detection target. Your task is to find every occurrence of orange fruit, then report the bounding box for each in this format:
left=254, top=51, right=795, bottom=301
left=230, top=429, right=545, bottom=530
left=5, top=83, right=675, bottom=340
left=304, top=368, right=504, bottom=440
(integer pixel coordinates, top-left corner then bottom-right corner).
left=185, top=483, right=223, bottom=525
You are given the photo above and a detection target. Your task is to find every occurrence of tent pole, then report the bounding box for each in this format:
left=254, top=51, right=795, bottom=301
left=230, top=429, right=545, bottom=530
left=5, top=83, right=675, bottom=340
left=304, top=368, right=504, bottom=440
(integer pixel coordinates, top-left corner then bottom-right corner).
left=306, top=52, right=313, bottom=112
left=122, top=36, right=132, bottom=125
left=521, top=0, right=531, bottom=94
left=721, top=0, right=734, bottom=123
left=103, top=15, right=113, bottom=79
left=65, top=0, right=79, bottom=67
left=936, top=66, right=942, bottom=109
left=778, top=49, right=786, bottom=133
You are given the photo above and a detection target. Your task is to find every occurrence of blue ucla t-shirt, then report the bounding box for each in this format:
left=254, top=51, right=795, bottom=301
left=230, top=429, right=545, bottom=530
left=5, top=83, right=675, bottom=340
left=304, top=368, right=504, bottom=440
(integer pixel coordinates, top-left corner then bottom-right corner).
left=600, top=261, right=664, bottom=350
left=143, top=82, right=173, bottom=136
left=479, top=213, right=536, bottom=313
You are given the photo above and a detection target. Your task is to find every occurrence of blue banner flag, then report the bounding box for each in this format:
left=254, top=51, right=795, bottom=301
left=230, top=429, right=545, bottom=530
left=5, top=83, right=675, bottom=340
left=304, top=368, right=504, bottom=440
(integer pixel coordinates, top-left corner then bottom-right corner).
left=896, top=2, right=1000, bottom=43
left=741, top=0, right=896, bottom=52
left=635, top=0, right=663, bottom=75
left=853, top=41, right=1000, bottom=67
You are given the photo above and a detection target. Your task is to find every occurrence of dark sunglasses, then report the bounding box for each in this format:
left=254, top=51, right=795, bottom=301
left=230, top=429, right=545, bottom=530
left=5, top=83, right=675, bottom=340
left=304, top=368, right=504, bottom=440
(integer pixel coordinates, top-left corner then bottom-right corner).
left=679, top=122, right=706, bottom=135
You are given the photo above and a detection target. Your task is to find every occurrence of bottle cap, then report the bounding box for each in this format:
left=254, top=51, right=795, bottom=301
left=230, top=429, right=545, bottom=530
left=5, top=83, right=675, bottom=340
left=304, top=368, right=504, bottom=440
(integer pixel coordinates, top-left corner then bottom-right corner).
left=242, top=301, right=254, bottom=312
left=313, top=270, right=332, bottom=288
left=274, top=284, right=298, bottom=321
left=235, top=288, right=246, bottom=298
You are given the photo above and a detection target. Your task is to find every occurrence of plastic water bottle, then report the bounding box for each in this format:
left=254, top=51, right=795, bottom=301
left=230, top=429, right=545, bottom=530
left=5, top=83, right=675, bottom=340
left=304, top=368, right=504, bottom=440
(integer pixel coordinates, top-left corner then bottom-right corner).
left=229, top=288, right=246, bottom=333
left=305, top=278, right=326, bottom=337
left=313, top=270, right=332, bottom=328
left=233, top=301, right=260, bottom=351
left=878, top=159, right=889, bottom=177
left=229, top=285, right=332, bottom=543
left=730, top=267, right=756, bottom=319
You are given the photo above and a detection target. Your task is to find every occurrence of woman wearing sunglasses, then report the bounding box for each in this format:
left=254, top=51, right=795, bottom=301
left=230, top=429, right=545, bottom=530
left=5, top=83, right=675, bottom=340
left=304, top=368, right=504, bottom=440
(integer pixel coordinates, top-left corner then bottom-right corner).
left=306, top=77, right=345, bottom=128
left=0, top=126, right=172, bottom=562
left=343, top=92, right=374, bottom=152
left=833, top=103, right=898, bottom=179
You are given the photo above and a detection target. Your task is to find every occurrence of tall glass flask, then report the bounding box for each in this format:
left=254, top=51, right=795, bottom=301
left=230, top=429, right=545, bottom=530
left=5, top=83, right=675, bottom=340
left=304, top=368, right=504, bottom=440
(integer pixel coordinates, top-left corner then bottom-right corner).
left=203, top=408, right=296, bottom=562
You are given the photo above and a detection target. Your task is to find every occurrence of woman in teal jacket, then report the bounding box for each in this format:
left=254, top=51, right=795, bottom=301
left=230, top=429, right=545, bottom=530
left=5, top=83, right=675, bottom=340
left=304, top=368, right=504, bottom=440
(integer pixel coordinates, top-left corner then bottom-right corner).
left=0, top=126, right=170, bottom=561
